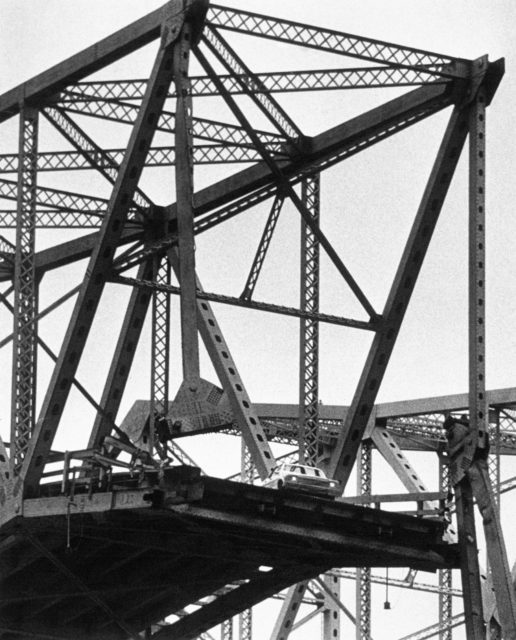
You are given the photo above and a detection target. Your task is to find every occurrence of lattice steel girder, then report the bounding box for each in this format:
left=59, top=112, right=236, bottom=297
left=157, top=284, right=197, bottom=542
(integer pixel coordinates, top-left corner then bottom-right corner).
left=42, top=107, right=152, bottom=212
left=299, top=175, right=320, bottom=466
left=17, top=1, right=208, bottom=499
left=327, top=104, right=470, bottom=488
left=62, top=66, right=445, bottom=102
left=0, top=144, right=267, bottom=174
left=0, top=178, right=110, bottom=215
left=59, top=99, right=285, bottom=148
left=10, top=106, right=39, bottom=478
left=438, top=457, right=453, bottom=640
left=356, top=442, right=372, bottom=640
left=206, top=5, right=470, bottom=77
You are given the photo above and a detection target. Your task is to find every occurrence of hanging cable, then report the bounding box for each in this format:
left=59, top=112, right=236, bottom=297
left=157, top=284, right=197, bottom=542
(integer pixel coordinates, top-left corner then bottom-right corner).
left=384, top=567, right=391, bottom=609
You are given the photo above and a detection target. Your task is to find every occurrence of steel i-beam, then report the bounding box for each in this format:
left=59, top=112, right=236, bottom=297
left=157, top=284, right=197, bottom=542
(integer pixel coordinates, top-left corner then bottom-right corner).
left=174, top=19, right=200, bottom=391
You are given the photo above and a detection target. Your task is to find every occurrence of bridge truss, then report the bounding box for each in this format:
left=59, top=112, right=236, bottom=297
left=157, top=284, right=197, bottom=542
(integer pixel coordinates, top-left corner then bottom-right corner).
left=0, top=1, right=513, bottom=638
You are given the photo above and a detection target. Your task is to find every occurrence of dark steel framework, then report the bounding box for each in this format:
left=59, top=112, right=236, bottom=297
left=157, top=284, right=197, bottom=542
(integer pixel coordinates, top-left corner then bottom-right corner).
left=0, top=1, right=512, bottom=639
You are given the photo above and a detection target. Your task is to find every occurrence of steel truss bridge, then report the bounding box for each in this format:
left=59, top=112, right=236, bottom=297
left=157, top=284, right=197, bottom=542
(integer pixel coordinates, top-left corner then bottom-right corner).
left=0, top=1, right=513, bottom=639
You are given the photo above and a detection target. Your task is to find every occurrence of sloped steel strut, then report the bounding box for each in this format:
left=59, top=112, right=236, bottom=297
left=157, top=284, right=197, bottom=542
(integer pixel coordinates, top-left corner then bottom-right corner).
left=241, top=194, right=284, bottom=301
left=174, top=19, right=200, bottom=391
left=19, top=7, right=190, bottom=497
left=204, top=25, right=302, bottom=141
left=10, top=107, right=38, bottom=477
left=328, top=105, right=469, bottom=488
left=168, top=248, right=275, bottom=479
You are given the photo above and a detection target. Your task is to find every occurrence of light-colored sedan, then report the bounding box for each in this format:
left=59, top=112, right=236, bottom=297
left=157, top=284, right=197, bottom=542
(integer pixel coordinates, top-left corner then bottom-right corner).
left=262, top=463, right=341, bottom=499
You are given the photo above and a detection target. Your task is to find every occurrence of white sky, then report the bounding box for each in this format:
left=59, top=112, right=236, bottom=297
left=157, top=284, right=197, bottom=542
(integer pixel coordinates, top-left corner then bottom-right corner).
left=1, top=1, right=515, bottom=638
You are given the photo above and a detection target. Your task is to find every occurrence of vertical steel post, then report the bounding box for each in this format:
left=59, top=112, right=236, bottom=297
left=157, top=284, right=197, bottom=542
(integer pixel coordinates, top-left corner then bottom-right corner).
left=239, top=609, right=252, bottom=640
left=150, top=256, right=171, bottom=456
left=438, top=455, right=453, bottom=640
left=468, top=83, right=487, bottom=472
left=222, top=618, right=233, bottom=640
left=239, top=441, right=254, bottom=640
left=455, top=477, right=485, bottom=639
left=356, top=441, right=372, bottom=640
left=11, top=106, right=38, bottom=478
left=487, top=409, right=500, bottom=513
left=323, top=574, right=341, bottom=640
left=299, top=174, right=320, bottom=466
left=174, top=20, right=199, bottom=390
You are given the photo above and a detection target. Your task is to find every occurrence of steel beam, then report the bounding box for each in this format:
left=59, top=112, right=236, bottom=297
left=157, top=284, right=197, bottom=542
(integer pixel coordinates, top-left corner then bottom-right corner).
left=321, top=574, right=341, bottom=640
left=167, top=249, right=276, bottom=479
left=87, top=257, right=154, bottom=451
left=269, top=581, right=310, bottom=640
left=327, top=105, right=469, bottom=487
left=166, top=79, right=457, bottom=223
left=19, top=8, right=190, bottom=497
left=468, top=460, right=516, bottom=638
left=174, top=18, right=200, bottom=390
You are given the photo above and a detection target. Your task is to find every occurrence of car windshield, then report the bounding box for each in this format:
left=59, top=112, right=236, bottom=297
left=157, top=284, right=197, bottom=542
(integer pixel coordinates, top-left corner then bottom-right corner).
left=288, top=465, right=324, bottom=477
left=289, top=465, right=306, bottom=474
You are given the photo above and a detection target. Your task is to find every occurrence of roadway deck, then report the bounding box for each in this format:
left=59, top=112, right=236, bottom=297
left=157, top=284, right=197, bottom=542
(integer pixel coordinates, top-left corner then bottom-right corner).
left=0, top=466, right=459, bottom=640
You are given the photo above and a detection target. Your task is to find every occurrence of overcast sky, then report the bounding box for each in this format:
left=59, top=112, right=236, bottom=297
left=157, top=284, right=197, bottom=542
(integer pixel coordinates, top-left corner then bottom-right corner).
left=1, top=2, right=515, bottom=638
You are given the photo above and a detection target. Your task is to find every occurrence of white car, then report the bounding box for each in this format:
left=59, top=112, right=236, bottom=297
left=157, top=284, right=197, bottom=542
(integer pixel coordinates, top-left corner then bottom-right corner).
left=262, top=463, right=341, bottom=499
